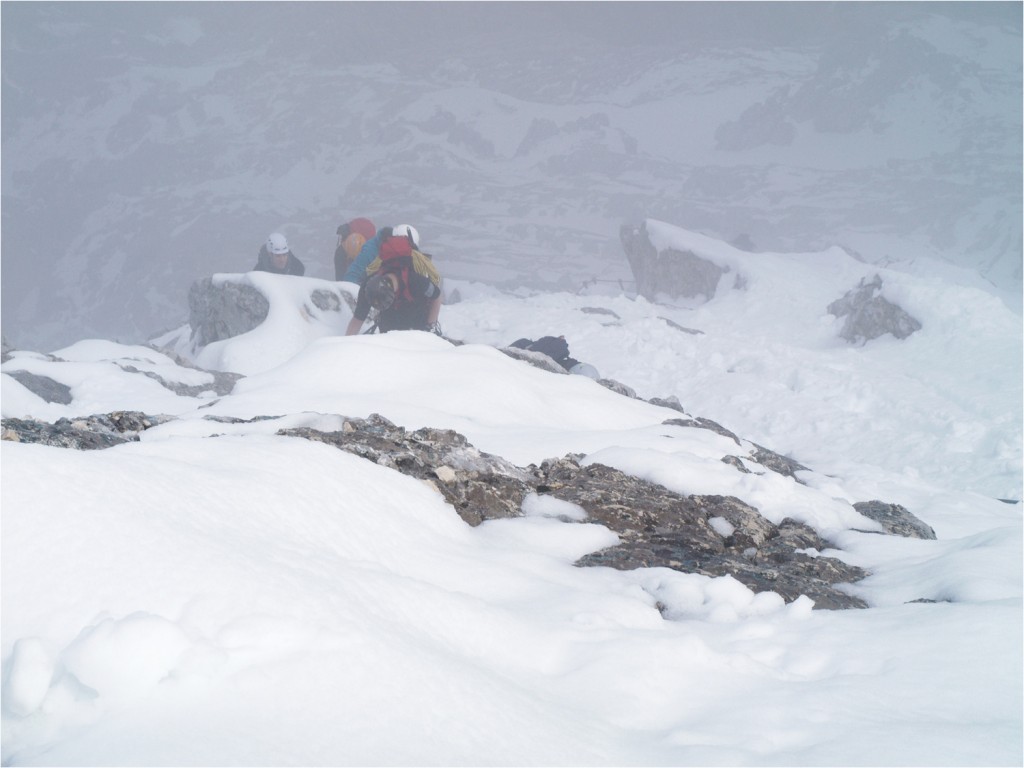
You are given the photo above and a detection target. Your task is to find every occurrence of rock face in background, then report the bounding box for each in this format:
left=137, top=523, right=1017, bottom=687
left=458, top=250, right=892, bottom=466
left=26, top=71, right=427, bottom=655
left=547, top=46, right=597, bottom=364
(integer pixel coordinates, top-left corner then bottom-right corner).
left=620, top=222, right=727, bottom=304
left=828, top=275, right=922, bottom=344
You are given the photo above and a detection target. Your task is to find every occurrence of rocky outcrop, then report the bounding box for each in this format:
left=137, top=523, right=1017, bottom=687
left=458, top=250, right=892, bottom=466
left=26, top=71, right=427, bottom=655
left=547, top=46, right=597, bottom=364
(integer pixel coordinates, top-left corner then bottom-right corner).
left=188, top=277, right=270, bottom=348
left=828, top=275, right=922, bottom=344
left=853, top=500, right=936, bottom=539
left=620, top=222, right=727, bottom=304
left=3, top=409, right=870, bottom=609
left=187, top=277, right=356, bottom=350
left=1, top=411, right=173, bottom=449
left=4, top=370, right=73, bottom=404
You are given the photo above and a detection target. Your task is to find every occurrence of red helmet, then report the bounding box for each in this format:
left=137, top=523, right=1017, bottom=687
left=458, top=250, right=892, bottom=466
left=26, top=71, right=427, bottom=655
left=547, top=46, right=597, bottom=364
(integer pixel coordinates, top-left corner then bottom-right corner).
left=347, top=218, right=376, bottom=240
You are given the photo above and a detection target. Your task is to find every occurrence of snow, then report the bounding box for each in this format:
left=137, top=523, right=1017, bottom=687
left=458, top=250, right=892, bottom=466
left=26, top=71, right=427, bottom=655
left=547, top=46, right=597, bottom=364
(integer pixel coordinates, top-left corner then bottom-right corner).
left=1, top=220, right=1021, bottom=766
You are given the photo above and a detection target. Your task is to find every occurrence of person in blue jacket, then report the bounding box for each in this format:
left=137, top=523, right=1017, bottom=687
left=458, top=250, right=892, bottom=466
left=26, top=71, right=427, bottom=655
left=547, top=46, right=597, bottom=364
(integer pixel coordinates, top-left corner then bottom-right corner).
left=341, top=224, right=423, bottom=284
left=341, top=227, right=389, bottom=284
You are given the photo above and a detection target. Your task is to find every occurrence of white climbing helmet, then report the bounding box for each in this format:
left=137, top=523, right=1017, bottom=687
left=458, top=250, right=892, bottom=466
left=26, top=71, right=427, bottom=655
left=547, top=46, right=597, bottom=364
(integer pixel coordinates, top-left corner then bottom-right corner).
left=392, top=224, right=420, bottom=249
left=267, top=232, right=289, bottom=255
left=569, top=362, right=600, bottom=380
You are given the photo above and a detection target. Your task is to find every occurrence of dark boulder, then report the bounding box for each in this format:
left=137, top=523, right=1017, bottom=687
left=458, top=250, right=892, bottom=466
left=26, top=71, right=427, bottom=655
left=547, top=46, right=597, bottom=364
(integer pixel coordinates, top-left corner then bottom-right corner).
left=188, top=277, right=270, bottom=348
left=828, top=275, right=922, bottom=344
left=620, top=221, right=727, bottom=304
left=853, top=500, right=936, bottom=540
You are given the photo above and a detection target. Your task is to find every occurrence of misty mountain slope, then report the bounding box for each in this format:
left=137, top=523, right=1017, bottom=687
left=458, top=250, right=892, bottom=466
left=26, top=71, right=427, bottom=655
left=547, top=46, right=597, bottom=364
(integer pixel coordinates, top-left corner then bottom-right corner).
left=1, top=3, right=1020, bottom=350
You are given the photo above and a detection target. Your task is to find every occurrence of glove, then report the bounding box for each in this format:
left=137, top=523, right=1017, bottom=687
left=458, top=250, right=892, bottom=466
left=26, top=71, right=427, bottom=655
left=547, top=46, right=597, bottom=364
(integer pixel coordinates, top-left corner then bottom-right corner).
left=427, top=321, right=443, bottom=337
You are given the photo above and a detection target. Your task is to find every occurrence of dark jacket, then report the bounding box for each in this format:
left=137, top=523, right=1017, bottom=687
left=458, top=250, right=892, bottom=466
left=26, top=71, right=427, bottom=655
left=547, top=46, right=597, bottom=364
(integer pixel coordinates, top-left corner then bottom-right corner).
left=254, top=245, right=305, bottom=276
left=353, top=259, right=442, bottom=332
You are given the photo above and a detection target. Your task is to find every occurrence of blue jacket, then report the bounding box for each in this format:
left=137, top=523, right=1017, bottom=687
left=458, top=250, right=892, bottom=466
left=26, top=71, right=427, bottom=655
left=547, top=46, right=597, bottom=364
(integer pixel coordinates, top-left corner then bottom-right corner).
left=341, top=231, right=385, bottom=284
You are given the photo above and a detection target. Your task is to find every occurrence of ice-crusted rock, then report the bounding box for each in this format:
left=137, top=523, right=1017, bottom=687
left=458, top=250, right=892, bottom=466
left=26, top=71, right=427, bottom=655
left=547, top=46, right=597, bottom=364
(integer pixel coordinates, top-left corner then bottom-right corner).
left=828, top=274, right=922, bottom=344
left=620, top=221, right=727, bottom=304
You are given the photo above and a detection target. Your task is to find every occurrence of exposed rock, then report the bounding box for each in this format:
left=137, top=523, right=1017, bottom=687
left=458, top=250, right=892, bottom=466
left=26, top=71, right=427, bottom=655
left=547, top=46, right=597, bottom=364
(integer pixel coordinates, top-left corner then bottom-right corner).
left=1, top=334, right=14, bottom=363
left=828, top=274, right=922, bottom=344
left=1, top=411, right=172, bottom=450
left=580, top=307, right=620, bottom=319
left=620, top=221, right=727, bottom=304
left=3, top=370, right=73, bottom=404
left=279, top=414, right=533, bottom=527
left=648, top=396, right=686, bottom=414
left=748, top=444, right=809, bottom=482
left=2, top=408, right=873, bottom=610
left=117, top=361, right=242, bottom=398
left=596, top=378, right=636, bottom=398
left=664, top=416, right=742, bottom=446
left=549, top=462, right=867, bottom=610
left=853, top=500, right=936, bottom=540
left=499, top=345, right=569, bottom=375
left=659, top=316, right=704, bottom=335
left=188, top=277, right=270, bottom=347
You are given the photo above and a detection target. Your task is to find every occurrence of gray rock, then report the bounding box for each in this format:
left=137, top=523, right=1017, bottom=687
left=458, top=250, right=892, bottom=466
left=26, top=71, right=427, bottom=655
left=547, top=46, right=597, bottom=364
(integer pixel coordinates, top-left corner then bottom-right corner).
left=648, top=396, right=686, bottom=414
left=828, top=274, right=922, bottom=344
left=853, top=500, right=937, bottom=540
left=659, top=316, right=704, bottom=335
left=188, top=277, right=270, bottom=348
left=1, top=411, right=172, bottom=450
left=748, top=444, right=809, bottom=482
left=120, top=347, right=243, bottom=398
left=1, top=408, right=872, bottom=610
left=279, top=414, right=534, bottom=527
left=499, top=345, right=570, bottom=375
left=580, top=307, right=620, bottom=319
left=596, top=378, right=636, bottom=398
left=620, top=221, right=727, bottom=304
left=664, top=416, right=742, bottom=446
left=3, top=370, right=73, bottom=404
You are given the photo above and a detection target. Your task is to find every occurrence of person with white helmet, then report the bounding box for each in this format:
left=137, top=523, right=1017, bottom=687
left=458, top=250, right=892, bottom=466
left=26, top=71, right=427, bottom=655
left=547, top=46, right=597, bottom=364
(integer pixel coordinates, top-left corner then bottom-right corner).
left=254, top=232, right=305, bottom=276
left=345, top=224, right=444, bottom=336
left=341, top=224, right=424, bottom=285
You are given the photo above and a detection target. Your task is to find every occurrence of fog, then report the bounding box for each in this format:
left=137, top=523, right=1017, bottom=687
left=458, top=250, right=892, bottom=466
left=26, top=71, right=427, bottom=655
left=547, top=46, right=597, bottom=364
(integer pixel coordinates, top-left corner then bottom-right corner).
left=2, top=2, right=1021, bottom=351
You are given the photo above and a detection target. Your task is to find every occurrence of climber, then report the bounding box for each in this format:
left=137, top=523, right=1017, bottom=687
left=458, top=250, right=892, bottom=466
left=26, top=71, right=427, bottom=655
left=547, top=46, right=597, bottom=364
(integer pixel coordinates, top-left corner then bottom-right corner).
left=345, top=225, right=443, bottom=335
left=334, top=217, right=377, bottom=281
left=254, top=232, right=305, bottom=276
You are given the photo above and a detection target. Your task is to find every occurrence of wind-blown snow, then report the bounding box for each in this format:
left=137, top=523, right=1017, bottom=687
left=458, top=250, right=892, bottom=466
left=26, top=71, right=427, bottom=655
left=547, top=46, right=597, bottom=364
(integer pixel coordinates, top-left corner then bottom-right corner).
left=2, top=219, right=1020, bottom=765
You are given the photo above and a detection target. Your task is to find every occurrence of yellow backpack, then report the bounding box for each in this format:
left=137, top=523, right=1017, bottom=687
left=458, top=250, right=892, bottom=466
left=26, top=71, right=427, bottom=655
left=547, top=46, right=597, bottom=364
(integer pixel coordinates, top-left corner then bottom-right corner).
left=367, top=249, right=442, bottom=290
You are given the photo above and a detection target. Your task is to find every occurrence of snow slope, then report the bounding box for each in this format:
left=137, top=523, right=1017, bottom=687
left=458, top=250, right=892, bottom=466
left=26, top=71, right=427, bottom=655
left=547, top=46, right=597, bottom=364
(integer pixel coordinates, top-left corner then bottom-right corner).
left=2, top=220, right=1020, bottom=766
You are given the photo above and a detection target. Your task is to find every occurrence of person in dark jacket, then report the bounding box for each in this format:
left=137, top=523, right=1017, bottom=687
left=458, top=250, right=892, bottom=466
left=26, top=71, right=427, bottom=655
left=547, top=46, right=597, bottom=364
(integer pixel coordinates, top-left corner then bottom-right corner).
left=254, top=232, right=305, bottom=276
left=345, top=226, right=443, bottom=335
left=334, top=217, right=377, bottom=280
